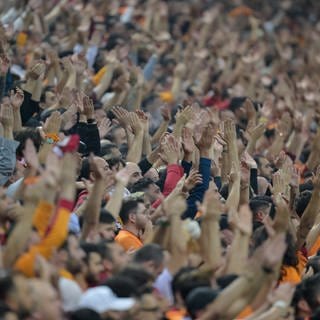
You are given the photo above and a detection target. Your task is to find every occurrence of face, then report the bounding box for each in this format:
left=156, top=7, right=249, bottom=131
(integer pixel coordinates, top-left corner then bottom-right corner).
left=86, top=252, right=104, bottom=283
left=126, top=163, right=142, bottom=187
left=109, top=242, right=129, bottom=272
left=98, top=222, right=116, bottom=241
left=259, top=158, right=272, bottom=178
left=12, top=276, right=33, bottom=317
left=37, top=283, right=62, bottom=320
left=144, top=168, right=159, bottom=182
left=145, top=183, right=161, bottom=203
left=134, top=203, right=150, bottom=230
left=113, top=127, right=127, bottom=146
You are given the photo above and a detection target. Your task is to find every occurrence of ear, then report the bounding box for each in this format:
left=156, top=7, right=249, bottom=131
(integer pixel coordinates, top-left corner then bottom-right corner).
left=128, top=212, right=136, bottom=224
left=298, top=299, right=311, bottom=314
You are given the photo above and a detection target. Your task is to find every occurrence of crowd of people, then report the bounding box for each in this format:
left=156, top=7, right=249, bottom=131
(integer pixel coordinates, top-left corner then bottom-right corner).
left=1, top=0, right=320, bottom=319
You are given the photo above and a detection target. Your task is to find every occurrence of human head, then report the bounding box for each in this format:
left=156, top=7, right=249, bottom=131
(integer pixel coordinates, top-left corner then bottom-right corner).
left=0, top=272, right=33, bottom=318
left=132, top=244, right=165, bottom=278
left=100, top=143, right=122, bottom=161
left=110, top=126, right=127, bottom=146
left=29, top=279, right=62, bottom=320
left=186, top=287, right=220, bottom=319
left=98, top=210, right=116, bottom=241
left=129, top=178, right=161, bottom=204
left=77, top=286, right=136, bottom=320
left=81, top=243, right=105, bottom=286
left=70, top=308, right=103, bottom=320
left=292, top=273, right=320, bottom=317
left=119, top=199, right=149, bottom=231
left=57, top=233, right=85, bottom=274
left=295, top=190, right=312, bottom=218
left=254, top=155, right=273, bottom=178
left=134, top=293, right=162, bottom=320
left=103, top=276, right=138, bottom=298
left=249, top=197, right=271, bottom=226
left=126, top=162, right=143, bottom=188
left=103, top=241, right=129, bottom=275
left=171, top=267, right=211, bottom=306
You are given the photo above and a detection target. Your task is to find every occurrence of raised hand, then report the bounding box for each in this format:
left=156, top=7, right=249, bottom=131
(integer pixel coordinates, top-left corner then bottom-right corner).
left=135, top=110, right=150, bottom=133
left=115, top=167, right=130, bottom=186
left=224, top=120, right=237, bottom=146
left=98, top=117, right=112, bottom=139
left=182, top=126, right=195, bottom=155
left=198, top=183, right=225, bottom=218
left=83, top=96, right=94, bottom=120
left=160, top=104, right=171, bottom=122
left=312, top=165, right=320, bottom=190
left=10, top=88, right=24, bottom=111
left=175, top=105, right=194, bottom=126
left=0, top=54, right=10, bottom=75
left=43, top=111, right=61, bottom=134
left=159, top=134, right=180, bottom=164
left=128, top=112, right=143, bottom=135
left=195, top=122, right=216, bottom=151
left=229, top=204, right=253, bottom=236
left=111, top=106, right=130, bottom=128
left=184, top=169, right=203, bottom=192
left=246, top=122, right=266, bottom=142
left=0, top=102, right=13, bottom=129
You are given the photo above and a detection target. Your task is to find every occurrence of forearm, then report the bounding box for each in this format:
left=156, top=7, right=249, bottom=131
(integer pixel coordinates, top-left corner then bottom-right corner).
left=240, top=183, right=250, bottom=205
left=286, top=131, right=306, bottom=160
left=126, top=131, right=144, bottom=163
left=224, top=230, right=250, bottom=275
left=31, top=78, right=42, bottom=102
left=126, top=85, right=143, bottom=111
left=142, top=131, right=152, bottom=156
left=171, top=76, right=182, bottom=100
left=81, top=180, right=104, bottom=240
left=200, top=216, right=221, bottom=269
left=105, top=182, right=126, bottom=219
left=266, top=136, right=285, bottom=160
left=297, top=188, right=320, bottom=248
left=13, top=109, right=22, bottom=132
left=3, top=203, right=36, bottom=268
left=65, top=71, right=77, bottom=90
left=151, top=120, right=169, bottom=146
left=225, top=179, right=241, bottom=211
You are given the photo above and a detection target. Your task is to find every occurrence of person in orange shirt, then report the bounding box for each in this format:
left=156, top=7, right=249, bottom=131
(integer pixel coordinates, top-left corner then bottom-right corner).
left=115, top=198, right=150, bottom=252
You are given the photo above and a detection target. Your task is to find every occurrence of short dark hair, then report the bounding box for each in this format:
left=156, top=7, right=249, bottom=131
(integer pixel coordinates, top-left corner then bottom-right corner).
left=69, top=309, right=102, bottom=320
left=118, top=264, right=154, bottom=295
left=119, top=199, right=143, bottom=225
left=99, top=209, right=116, bottom=224
left=0, top=270, right=14, bottom=301
left=100, top=143, right=118, bottom=159
left=14, top=128, right=42, bottom=158
left=133, top=243, right=164, bottom=267
left=295, top=190, right=312, bottom=217
left=81, top=243, right=105, bottom=263
left=186, top=287, right=220, bottom=319
left=130, top=178, right=155, bottom=193
left=103, top=276, right=138, bottom=297
left=171, top=267, right=211, bottom=303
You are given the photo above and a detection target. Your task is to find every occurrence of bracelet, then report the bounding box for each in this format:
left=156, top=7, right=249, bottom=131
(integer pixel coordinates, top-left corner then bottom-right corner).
left=44, top=133, right=59, bottom=144
left=273, top=300, right=288, bottom=316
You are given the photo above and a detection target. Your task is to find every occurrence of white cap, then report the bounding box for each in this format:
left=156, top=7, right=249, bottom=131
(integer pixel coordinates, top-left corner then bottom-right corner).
left=77, top=286, right=135, bottom=313
left=59, top=278, right=82, bottom=312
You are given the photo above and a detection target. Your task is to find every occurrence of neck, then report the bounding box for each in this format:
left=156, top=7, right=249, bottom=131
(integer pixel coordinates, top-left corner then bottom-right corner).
left=123, top=224, right=139, bottom=237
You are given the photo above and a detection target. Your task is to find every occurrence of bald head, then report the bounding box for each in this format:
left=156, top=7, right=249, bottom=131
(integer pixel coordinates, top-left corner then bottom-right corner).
left=30, top=280, right=62, bottom=320
left=126, top=162, right=142, bottom=187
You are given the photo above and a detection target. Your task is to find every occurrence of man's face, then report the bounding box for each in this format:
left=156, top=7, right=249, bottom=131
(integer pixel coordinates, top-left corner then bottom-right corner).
left=113, top=127, right=127, bottom=146
left=12, top=276, right=33, bottom=317
left=127, top=164, right=143, bottom=187
left=259, top=158, right=272, bottom=178
left=135, top=203, right=149, bottom=230
left=86, top=252, right=104, bottom=283
left=145, top=183, right=161, bottom=203
left=133, top=294, right=162, bottom=320
left=98, top=222, right=116, bottom=241
left=109, top=242, right=129, bottom=273
left=35, top=283, right=62, bottom=320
